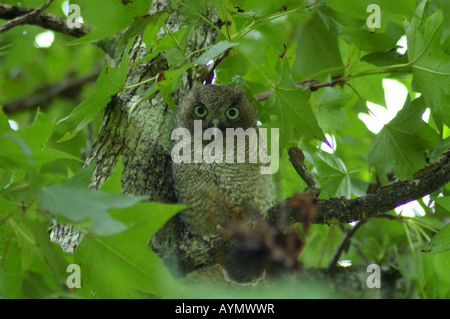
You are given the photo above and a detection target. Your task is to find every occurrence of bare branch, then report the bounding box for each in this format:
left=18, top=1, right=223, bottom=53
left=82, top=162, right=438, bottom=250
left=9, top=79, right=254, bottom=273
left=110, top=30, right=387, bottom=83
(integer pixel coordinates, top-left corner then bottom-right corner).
left=0, top=0, right=54, bottom=33
left=268, top=148, right=450, bottom=227
left=253, top=76, right=346, bottom=101
left=327, top=213, right=404, bottom=271
left=327, top=219, right=368, bottom=271
left=0, top=2, right=92, bottom=38
left=287, top=147, right=321, bottom=197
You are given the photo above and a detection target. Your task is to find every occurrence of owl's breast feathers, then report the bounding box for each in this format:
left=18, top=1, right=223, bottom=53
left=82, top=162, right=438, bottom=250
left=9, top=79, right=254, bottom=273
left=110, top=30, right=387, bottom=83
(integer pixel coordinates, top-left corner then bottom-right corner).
left=173, top=158, right=274, bottom=237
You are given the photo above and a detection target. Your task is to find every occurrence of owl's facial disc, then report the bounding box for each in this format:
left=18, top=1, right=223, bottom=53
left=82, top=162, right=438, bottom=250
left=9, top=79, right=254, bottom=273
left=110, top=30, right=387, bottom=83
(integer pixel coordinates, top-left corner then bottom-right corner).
left=211, top=118, right=220, bottom=128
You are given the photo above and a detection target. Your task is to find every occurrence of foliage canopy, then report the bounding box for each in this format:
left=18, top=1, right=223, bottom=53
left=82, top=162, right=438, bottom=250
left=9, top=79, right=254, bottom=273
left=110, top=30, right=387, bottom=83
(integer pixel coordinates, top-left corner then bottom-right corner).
left=0, top=0, right=449, bottom=298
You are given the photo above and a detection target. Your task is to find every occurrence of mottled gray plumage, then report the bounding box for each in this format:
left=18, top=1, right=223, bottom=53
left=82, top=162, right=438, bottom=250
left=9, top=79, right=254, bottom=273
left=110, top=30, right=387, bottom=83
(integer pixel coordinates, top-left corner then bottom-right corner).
left=172, top=84, right=274, bottom=238
left=149, top=84, right=275, bottom=282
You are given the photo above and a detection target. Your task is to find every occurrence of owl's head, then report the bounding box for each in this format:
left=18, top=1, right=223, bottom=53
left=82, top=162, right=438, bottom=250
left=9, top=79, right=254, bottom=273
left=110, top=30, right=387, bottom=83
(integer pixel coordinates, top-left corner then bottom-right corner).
left=176, top=84, right=257, bottom=133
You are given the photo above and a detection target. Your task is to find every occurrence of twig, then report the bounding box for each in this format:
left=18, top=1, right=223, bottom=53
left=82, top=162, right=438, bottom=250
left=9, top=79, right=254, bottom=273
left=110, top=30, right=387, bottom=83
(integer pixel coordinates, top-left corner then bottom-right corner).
left=232, top=0, right=322, bottom=40
left=0, top=3, right=116, bottom=55
left=0, top=2, right=91, bottom=37
left=287, top=147, right=321, bottom=197
left=0, top=0, right=54, bottom=33
left=254, top=76, right=346, bottom=101
left=327, top=219, right=368, bottom=271
left=327, top=213, right=403, bottom=271
left=268, top=148, right=450, bottom=226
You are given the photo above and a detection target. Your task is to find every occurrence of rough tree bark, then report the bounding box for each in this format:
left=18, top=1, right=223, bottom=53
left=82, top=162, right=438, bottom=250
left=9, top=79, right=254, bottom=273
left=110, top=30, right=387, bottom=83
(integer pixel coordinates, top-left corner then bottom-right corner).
left=47, top=1, right=220, bottom=253
left=86, top=1, right=219, bottom=198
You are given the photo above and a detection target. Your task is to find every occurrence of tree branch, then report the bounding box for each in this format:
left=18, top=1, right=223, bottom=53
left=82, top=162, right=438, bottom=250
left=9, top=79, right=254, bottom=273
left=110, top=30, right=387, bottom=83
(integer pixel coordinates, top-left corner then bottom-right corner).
left=0, top=2, right=116, bottom=55
left=0, top=2, right=92, bottom=38
left=287, top=147, right=321, bottom=197
left=253, top=76, right=346, bottom=101
left=268, top=148, right=450, bottom=227
left=0, top=0, right=54, bottom=33
left=2, top=68, right=101, bottom=114
left=327, top=219, right=368, bottom=271
left=327, top=213, right=401, bottom=271
left=159, top=148, right=449, bottom=278
left=154, top=144, right=450, bottom=280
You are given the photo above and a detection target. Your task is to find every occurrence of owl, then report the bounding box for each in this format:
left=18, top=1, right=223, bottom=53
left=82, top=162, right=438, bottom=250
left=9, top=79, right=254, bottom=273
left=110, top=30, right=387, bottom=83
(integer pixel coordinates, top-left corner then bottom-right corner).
left=166, top=85, right=274, bottom=282
left=170, top=84, right=275, bottom=282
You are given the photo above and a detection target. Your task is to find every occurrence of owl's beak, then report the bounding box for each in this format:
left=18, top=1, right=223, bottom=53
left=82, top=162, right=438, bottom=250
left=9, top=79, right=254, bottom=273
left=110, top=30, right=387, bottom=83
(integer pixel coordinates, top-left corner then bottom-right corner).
left=211, top=118, right=220, bottom=128
left=209, top=119, right=221, bottom=141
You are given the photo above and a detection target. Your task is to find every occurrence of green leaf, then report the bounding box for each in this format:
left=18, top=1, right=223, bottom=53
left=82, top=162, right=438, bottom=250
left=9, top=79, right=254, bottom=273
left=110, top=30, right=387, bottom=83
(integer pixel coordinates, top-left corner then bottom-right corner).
left=406, top=9, right=450, bottom=127
left=348, top=61, right=386, bottom=106
left=193, top=41, right=239, bottom=65
left=0, top=199, right=70, bottom=298
left=142, top=12, right=170, bottom=49
left=100, top=157, right=124, bottom=194
left=67, top=0, right=136, bottom=44
left=15, top=111, right=55, bottom=154
left=303, top=145, right=351, bottom=198
left=292, top=13, right=344, bottom=81
left=0, top=107, right=11, bottom=134
left=340, top=22, right=404, bottom=53
left=423, top=224, right=450, bottom=254
left=361, top=50, right=410, bottom=69
left=159, top=77, right=180, bottom=112
left=326, top=0, right=415, bottom=20
left=135, top=65, right=190, bottom=113
left=22, top=218, right=70, bottom=297
left=435, top=196, right=450, bottom=213
left=115, top=15, right=154, bottom=57
left=166, top=26, right=193, bottom=66
left=310, top=87, right=350, bottom=133
left=73, top=201, right=184, bottom=298
left=429, top=137, right=450, bottom=162
left=0, top=111, right=58, bottom=171
left=157, top=26, right=189, bottom=52
left=0, top=202, right=22, bottom=298
left=60, top=158, right=185, bottom=297
left=398, top=247, right=450, bottom=298
left=130, top=82, right=159, bottom=112
left=57, top=47, right=130, bottom=142
left=270, top=58, right=324, bottom=146
left=123, top=0, right=153, bottom=15
left=368, top=97, right=440, bottom=183
left=432, top=252, right=450, bottom=297
left=438, top=0, right=450, bottom=46
left=140, top=19, right=187, bottom=67
left=37, top=167, right=140, bottom=236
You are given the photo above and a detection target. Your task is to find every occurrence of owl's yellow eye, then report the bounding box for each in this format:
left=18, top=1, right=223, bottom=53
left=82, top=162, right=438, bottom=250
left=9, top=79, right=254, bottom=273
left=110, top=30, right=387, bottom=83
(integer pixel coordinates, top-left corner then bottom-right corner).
left=226, top=106, right=240, bottom=120
left=193, top=105, right=207, bottom=118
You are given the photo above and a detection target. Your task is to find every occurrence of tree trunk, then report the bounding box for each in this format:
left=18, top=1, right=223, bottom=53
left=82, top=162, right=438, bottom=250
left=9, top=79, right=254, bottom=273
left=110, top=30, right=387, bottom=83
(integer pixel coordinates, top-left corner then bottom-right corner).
left=50, top=1, right=220, bottom=254
left=87, top=1, right=220, bottom=201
